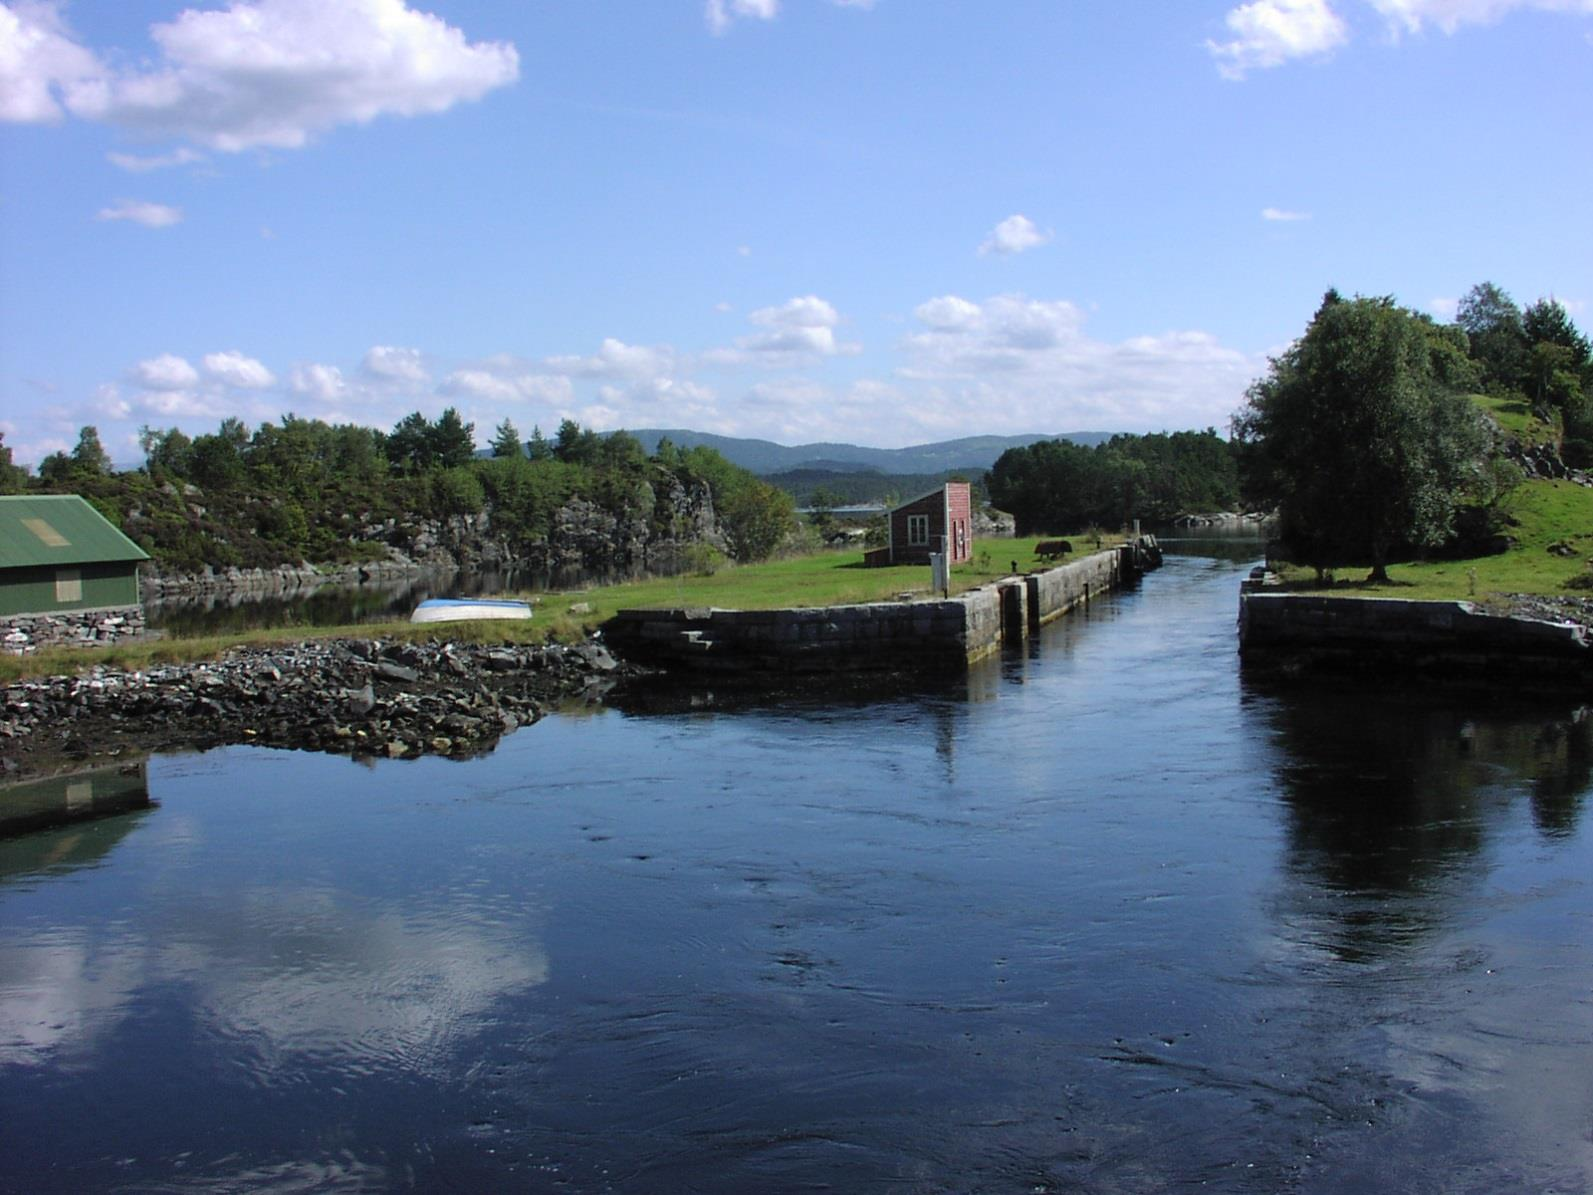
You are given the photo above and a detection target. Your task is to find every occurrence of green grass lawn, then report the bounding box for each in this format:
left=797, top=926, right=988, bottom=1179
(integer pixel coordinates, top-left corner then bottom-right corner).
left=1274, top=479, right=1593, bottom=602
left=1, top=534, right=1124, bottom=682
left=1471, top=391, right=1552, bottom=444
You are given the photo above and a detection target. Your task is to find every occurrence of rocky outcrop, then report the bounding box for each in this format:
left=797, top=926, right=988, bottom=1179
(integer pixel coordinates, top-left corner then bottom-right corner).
left=1504, top=439, right=1592, bottom=486
left=140, top=478, right=730, bottom=602
left=0, top=636, right=638, bottom=781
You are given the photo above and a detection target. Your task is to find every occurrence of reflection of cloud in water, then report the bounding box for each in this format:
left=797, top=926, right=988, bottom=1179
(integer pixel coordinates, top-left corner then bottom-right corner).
left=0, top=888, right=546, bottom=1077
left=0, top=938, right=147, bottom=1068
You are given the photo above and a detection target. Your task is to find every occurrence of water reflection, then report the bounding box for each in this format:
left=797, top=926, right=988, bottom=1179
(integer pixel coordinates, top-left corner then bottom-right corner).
left=6, top=547, right=1593, bottom=1191
left=145, top=559, right=675, bottom=636
left=0, top=759, right=153, bottom=842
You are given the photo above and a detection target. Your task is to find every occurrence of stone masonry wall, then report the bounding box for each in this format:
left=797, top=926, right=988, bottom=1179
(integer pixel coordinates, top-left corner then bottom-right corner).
left=2, top=606, right=147, bottom=655
left=603, top=538, right=1158, bottom=674
left=1239, top=592, right=1593, bottom=686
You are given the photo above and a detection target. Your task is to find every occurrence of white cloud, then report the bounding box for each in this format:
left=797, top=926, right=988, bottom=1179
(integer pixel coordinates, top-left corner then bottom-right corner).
left=1429, top=297, right=1460, bottom=318
left=440, top=367, right=573, bottom=405
left=0, top=0, right=101, bottom=123
left=545, top=338, right=676, bottom=379
left=107, top=146, right=204, bottom=173
left=979, top=213, right=1051, bottom=256
left=203, top=350, right=275, bottom=389
left=130, top=353, right=200, bottom=391
left=1208, top=0, right=1350, bottom=78
left=898, top=292, right=1259, bottom=433
left=700, top=296, right=861, bottom=363
left=95, top=199, right=182, bottom=227
left=0, top=0, right=519, bottom=151
left=1367, top=0, right=1593, bottom=34
left=1262, top=206, right=1312, bottom=221
left=362, top=345, right=429, bottom=385
left=706, top=0, right=780, bottom=35
left=914, top=295, right=983, bottom=331
left=289, top=363, right=348, bottom=402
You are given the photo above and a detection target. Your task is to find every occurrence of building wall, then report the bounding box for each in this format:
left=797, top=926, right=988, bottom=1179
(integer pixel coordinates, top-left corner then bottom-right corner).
left=0, top=562, right=141, bottom=617
left=945, top=483, right=972, bottom=564
left=887, top=483, right=974, bottom=566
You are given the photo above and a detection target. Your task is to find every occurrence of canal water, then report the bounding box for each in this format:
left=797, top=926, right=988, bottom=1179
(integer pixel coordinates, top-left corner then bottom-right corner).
left=3, top=544, right=1592, bottom=1192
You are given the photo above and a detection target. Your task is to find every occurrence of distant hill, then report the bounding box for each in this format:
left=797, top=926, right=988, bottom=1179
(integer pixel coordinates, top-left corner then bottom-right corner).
left=620, top=429, right=1116, bottom=475
left=762, top=467, right=986, bottom=507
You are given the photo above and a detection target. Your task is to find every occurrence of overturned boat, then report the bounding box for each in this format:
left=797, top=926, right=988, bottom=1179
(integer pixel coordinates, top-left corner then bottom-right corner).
left=410, top=597, right=533, bottom=624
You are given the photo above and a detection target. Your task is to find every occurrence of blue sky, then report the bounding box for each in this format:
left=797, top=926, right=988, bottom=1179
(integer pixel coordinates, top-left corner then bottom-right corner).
left=1, top=0, right=1589, bottom=465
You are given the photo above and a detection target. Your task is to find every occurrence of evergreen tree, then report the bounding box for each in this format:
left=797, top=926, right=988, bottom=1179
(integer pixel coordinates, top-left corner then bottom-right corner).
left=491, top=418, right=523, bottom=458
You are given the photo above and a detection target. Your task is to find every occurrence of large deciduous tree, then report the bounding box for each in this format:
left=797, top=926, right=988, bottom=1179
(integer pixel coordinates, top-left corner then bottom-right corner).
left=1456, top=281, right=1528, bottom=395
left=1234, top=292, right=1487, bottom=582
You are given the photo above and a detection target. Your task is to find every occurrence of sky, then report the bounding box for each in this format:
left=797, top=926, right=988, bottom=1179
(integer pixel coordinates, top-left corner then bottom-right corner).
left=1, top=0, right=1589, bottom=466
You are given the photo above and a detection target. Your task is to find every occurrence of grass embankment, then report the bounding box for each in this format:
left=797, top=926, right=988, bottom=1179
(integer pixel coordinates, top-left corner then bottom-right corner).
left=1273, top=479, right=1593, bottom=602
left=1, top=535, right=1120, bottom=683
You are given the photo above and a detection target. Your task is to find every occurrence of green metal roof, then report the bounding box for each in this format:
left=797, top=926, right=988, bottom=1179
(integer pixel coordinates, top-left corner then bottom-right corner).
left=0, top=494, right=149, bottom=568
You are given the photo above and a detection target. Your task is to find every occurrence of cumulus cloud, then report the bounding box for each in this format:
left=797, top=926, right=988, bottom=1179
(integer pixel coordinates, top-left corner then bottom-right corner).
left=705, top=0, right=780, bottom=35
left=545, top=338, right=676, bottom=379
left=700, top=295, right=860, bottom=362
left=979, top=213, right=1051, bottom=256
left=289, top=363, right=348, bottom=403
left=95, top=199, right=182, bottom=227
left=1207, top=0, right=1350, bottom=78
left=1210, top=0, right=1592, bottom=76
left=1262, top=206, right=1311, bottom=221
left=898, top=292, right=1259, bottom=432
left=0, top=0, right=519, bottom=151
left=0, top=0, right=100, bottom=122
left=362, top=345, right=429, bottom=385
left=440, top=367, right=573, bottom=405
left=130, top=353, right=200, bottom=390
left=203, top=350, right=275, bottom=389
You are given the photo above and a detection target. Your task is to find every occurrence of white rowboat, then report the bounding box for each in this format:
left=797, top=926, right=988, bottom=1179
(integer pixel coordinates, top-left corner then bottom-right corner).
left=410, top=598, right=533, bottom=624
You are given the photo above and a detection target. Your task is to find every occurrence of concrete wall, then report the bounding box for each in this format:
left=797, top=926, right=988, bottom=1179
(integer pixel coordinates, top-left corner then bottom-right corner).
left=604, top=536, right=1159, bottom=674
left=1239, top=592, right=1592, bottom=685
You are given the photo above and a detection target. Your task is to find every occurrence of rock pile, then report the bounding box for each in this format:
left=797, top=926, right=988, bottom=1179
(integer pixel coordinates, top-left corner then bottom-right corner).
left=0, top=636, right=633, bottom=780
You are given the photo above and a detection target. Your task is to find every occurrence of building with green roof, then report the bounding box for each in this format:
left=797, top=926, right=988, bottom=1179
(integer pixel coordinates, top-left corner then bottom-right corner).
left=0, top=494, right=149, bottom=618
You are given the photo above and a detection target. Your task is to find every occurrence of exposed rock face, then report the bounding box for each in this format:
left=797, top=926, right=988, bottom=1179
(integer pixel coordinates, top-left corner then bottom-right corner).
left=1505, top=440, right=1592, bottom=487
left=0, top=637, right=638, bottom=781
left=140, top=479, right=730, bottom=601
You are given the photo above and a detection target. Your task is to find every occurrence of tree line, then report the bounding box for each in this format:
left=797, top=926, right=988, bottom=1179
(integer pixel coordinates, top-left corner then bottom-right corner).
left=984, top=430, right=1240, bottom=535
left=2, top=412, right=794, bottom=573
left=1235, top=282, right=1591, bottom=580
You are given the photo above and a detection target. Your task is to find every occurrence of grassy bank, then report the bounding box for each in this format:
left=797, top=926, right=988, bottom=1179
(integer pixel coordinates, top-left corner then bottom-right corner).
left=1273, top=479, right=1593, bottom=601
left=1, top=535, right=1122, bottom=683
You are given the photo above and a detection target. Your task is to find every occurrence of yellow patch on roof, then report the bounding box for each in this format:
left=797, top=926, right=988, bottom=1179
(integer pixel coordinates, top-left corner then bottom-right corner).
left=21, top=518, right=70, bottom=548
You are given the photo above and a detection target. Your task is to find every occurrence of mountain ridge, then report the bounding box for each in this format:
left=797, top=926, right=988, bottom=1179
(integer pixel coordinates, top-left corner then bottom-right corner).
left=618, top=429, right=1116, bottom=475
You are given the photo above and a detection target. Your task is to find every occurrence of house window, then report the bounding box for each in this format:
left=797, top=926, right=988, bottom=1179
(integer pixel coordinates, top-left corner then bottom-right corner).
left=907, top=514, right=929, bottom=546
left=55, top=568, right=82, bottom=603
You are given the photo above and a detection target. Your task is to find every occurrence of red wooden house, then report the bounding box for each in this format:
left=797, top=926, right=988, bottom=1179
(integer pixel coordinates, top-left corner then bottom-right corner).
left=867, top=482, right=973, bottom=566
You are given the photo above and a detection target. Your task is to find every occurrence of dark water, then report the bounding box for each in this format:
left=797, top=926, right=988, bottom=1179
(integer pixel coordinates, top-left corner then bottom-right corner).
left=4, top=547, right=1593, bottom=1192
left=143, top=563, right=653, bottom=637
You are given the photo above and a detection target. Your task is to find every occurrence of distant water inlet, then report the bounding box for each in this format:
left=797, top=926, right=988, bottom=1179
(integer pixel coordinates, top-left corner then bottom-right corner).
left=4, top=539, right=1593, bottom=1191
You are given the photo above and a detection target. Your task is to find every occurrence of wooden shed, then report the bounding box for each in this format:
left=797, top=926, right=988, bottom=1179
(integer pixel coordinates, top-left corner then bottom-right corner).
left=0, top=494, right=149, bottom=617
left=872, top=482, right=973, bottom=567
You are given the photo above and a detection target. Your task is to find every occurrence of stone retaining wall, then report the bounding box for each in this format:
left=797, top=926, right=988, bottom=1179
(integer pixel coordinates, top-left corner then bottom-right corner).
left=603, top=537, right=1159, bottom=674
left=1239, top=592, right=1593, bottom=686
left=2, top=606, right=147, bottom=655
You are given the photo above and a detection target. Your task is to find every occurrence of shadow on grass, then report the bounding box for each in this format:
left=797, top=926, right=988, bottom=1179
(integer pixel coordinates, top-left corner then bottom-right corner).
left=1274, top=576, right=1420, bottom=593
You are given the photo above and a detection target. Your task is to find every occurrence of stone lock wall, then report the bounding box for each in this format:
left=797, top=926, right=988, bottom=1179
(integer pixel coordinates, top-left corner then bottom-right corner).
left=603, top=536, right=1159, bottom=673
left=1239, top=592, right=1593, bottom=686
